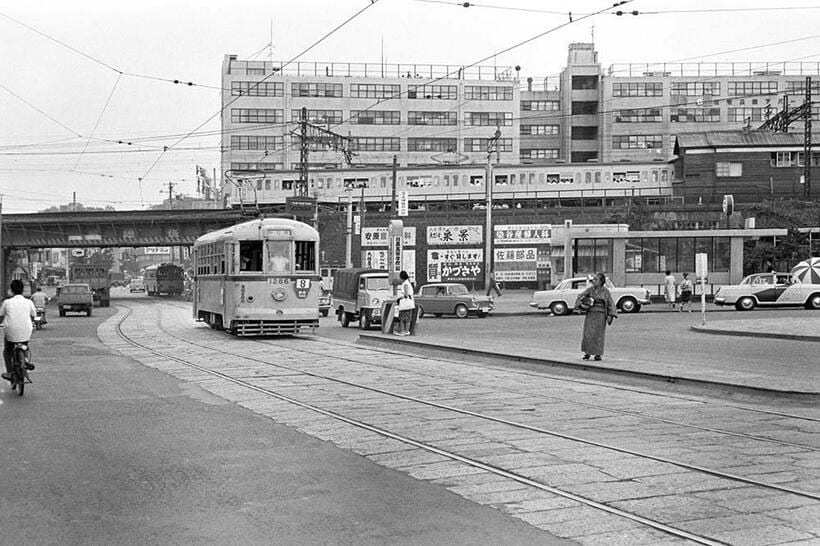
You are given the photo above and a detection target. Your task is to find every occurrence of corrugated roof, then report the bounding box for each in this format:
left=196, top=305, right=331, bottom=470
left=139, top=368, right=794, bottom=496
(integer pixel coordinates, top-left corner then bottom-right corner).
left=675, top=131, right=820, bottom=150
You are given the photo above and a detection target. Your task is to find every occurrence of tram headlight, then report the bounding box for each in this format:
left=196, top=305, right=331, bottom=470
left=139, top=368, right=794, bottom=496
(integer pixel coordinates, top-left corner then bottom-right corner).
left=372, top=298, right=380, bottom=307
left=271, top=286, right=287, bottom=301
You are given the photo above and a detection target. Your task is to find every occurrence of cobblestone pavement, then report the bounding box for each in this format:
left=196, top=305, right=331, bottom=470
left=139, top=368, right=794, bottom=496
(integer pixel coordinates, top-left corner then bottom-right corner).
left=100, top=302, right=820, bottom=545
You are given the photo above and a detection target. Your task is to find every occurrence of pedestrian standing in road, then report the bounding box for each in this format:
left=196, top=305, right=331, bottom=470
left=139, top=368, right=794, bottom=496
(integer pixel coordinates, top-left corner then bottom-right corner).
left=395, top=271, right=415, bottom=336
left=664, top=270, right=677, bottom=310
left=486, top=270, right=502, bottom=298
left=678, top=272, right=693, bottom=312
left=575, top=272, right=617, bottom=361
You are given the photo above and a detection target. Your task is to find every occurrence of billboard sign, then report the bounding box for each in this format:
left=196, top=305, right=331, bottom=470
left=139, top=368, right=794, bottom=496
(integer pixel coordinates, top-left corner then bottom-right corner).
left=427, top=225, right=482, bottom=246
left=494, top=224, right=551, bottom=245
left=427, top=248, right=483, bottom=282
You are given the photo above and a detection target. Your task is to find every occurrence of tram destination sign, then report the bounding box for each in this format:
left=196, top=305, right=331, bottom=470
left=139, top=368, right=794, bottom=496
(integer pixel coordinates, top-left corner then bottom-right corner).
left=285, top=196, right=317, bottom=213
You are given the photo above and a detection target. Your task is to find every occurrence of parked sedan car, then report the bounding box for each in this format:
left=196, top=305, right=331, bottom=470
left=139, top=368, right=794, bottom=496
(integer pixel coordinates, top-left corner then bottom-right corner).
left=713, top=272, right=820, bottom=310
left=530, top=276, right=651, bottom=315
left=415, top=283, right=494, bottom=318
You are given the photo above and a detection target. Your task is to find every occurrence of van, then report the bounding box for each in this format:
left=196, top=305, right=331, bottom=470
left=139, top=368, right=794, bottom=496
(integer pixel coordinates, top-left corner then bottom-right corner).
left=332, top=268, right=391, bottom=329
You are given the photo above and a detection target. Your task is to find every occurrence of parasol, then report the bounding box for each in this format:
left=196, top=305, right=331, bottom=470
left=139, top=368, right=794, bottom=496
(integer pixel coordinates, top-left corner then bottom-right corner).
left=790, top=257, right=820, bottom=284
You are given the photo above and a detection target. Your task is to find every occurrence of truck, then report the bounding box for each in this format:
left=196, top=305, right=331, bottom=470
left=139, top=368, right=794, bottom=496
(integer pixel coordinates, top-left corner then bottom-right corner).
left=70, top=264, right=110, bottom=307
left=57, top=283, right=94, bottom=317
left=332, top=268, right=392, bottom=330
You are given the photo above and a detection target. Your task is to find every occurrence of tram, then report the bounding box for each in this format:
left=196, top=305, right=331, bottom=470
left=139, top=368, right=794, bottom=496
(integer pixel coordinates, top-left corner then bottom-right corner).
left=144, top=263, right=184, bottom=296
left=193, top=217, right=321, bottom=336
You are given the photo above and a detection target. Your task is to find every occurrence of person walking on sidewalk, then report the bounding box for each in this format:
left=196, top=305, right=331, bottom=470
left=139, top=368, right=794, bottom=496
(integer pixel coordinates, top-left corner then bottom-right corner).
left=678, top=272, right=693, bottom=312
left=394, top=271, right=415, bottom=336
left=486, top=270, right=502, bottom=298
left=575, top=272, right=617, bottom=361
left=664, top=270, right=677, bottom=310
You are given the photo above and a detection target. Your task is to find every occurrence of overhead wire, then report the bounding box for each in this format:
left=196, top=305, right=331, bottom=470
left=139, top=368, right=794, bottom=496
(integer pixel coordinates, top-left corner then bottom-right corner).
left=72, top=73, right=123, bottom=171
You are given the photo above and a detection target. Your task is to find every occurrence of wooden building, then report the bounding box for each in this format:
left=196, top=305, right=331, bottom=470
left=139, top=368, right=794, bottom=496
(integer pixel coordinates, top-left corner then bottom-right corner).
left=673, top=131, right=820, bottom=205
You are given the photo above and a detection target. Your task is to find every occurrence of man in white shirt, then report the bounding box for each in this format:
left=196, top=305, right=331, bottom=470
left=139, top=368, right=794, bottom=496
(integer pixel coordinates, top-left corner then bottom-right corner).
left=0, top=279, right=37, bottom=381
left=31, top=286, right=49, bottom=324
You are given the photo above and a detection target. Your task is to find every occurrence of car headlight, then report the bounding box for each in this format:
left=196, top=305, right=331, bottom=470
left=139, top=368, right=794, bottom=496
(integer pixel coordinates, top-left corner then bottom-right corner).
left=372, top=298, right=380, bottom=306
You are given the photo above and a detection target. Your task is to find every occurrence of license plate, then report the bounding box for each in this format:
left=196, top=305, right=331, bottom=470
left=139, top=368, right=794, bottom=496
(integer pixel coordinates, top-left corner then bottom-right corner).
left=481, top=307, right=490, bottom=312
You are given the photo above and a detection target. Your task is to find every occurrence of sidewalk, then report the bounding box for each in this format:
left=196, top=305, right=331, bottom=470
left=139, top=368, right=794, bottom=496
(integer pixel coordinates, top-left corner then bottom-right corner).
left=692, top=316, right=820, bottom=342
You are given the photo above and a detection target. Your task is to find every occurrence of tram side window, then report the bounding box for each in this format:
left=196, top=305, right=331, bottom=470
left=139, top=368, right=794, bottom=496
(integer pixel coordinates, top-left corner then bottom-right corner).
left=239, top=241, right=263, bottom=272
left=295, top=241, right=316, bottom=272
left=267, top=241, right=290, bottom=273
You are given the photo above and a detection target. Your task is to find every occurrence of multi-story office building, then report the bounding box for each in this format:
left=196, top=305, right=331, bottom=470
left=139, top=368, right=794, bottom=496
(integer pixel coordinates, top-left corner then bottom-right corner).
left=221, top=56, right=521, bottom=185
left=221, top=45, right=820, bottom=194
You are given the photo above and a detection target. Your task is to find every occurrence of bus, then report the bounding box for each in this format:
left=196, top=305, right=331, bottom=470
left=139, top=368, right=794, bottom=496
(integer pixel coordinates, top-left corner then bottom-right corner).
left=144, top=263, right=184, bottom=296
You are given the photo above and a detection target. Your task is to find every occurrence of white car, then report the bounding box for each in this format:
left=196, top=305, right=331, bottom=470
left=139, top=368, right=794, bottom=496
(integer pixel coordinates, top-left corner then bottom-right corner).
left=530, top=277, right=652, bottom=316
left=713, top=272, right=820, bottom=310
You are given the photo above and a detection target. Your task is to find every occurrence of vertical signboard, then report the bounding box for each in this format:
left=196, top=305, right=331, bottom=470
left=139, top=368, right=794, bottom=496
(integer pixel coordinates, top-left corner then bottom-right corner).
left=398, top=191, right=409, bottom=217
left=388, top=220, right=403, bottom=285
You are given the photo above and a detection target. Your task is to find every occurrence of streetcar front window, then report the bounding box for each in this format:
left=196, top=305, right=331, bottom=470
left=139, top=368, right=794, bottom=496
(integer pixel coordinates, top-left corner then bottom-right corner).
left=267, top=241, right=291, bottom=274
left=295, top=241, right=316, bottom=273
left=239, top=241, right=263, bottom=272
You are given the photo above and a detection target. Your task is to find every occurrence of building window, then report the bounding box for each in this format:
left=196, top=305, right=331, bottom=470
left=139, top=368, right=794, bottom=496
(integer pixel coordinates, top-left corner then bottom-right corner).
left=571, top=151, right=598, bottom=163
left=520, top=124, right=559, bottom=135
left=407, top=84, right=457, bottom=100
left=350, top=137, right=400, bottom=152
left=230, top=136, right=283, bottom=151
left=670, top=82, right=720, bottom=96
left=612, top=82, right=663, bottom=97
left=521, top=149, right=559, bottom=160
left=464, top=112, right=513, bottom=126
left=572, top=75, right=598, bottom=90
left=786, top=80, right=820, bottom=94
left=291, top=82, right=343, bottom=98
left=230, top=162, right=282, bottom=172
left=464, top=138, right=513, bottom=153
left=670, top=108, right=721, bottom=123
left=464, top=86, right=513, bottom=101
left=772, top=152, right=798, bottom=167
left=575, top=239, right=612, bottom=275
left=522, top=100, right=560, bottom=111
left=231, top=81, right=283, bottom=97
left=728, top=81, right=778, bottom=96
left=291, top=109, right=343, bottom=124
left=572, top=101, right=598, bottom=115
left=350, top=110, right=400, bottom=125
left=728, top=107, right=766, bottom=122
left=230, top=108, right=283, bottom=124
left=350, top=83, right=400, bottom=99
left=408, top=111, right=457, bottom=125
left=612, top=134, right=663, bottom=149
left=715, top=162, right=743, bottom=177
left=614, top=108, right=663, bottom=123
left=572, top=126, right=598, bottom=140
left=407, top=138, right=457, bottom=152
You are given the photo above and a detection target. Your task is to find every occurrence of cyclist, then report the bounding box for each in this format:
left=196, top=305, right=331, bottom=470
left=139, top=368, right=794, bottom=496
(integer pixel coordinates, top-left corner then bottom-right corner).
left=30, top=286, right=49, bottom=325
left=0, top=279, right=36, bottom=381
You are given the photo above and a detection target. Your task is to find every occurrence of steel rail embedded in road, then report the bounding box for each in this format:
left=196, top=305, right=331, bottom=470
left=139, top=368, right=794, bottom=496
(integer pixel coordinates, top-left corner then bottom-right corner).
left=113, top=305, right=728, bottom=546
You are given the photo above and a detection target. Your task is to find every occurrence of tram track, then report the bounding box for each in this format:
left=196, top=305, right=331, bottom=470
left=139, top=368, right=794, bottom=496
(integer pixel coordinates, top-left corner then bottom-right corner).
left=109, top=303, right=820, bottom=543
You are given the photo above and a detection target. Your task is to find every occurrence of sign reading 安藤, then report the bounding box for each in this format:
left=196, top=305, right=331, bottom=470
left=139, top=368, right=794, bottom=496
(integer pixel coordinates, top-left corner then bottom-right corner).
left=361, top=227, right=416, bottom=247
left=493, top=224, right=551, bottom=245
left=494, top=247, right=538, bottom=282
left=427, top=249, right=483, bottom=283
left=427, top=225, right=482, bottom=246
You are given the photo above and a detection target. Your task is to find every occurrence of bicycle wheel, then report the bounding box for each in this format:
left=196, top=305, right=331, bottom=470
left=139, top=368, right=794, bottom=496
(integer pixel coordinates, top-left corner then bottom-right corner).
left=14, top=349, right=25, bottom=396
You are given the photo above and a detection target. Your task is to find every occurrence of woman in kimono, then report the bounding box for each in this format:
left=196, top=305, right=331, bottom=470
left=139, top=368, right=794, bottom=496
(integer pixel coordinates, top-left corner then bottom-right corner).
left=575, top=272, right=617, bottom=361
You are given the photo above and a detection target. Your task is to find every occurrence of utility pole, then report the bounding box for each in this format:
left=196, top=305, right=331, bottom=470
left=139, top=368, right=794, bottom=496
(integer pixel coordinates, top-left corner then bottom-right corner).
left=345, top=188, right=353, bottom=268
left=391, top=154, right=398, bottom=217
left=298, top=107, right=309, bottom=198
left=804, top=76, right=812, bottom=198
left=484, top=128, right=501, bottom=291
left=161, top=182, right=177, bottom=210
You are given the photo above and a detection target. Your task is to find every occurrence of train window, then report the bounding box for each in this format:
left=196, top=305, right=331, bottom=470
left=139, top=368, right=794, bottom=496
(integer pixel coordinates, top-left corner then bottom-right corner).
left=510, top=174, right=516, bottom=185
left=239, top=241, right=263, bottom=272
left=434, top=176, right=439, bottom=186
left=444, top=175, right=450, bottom=187
left=452, top=174, right=458, bottom=186
left=652, top=170, right=659, bottom=183
left=317, top=178, right=324, bottom=189
left=295, top=241, right=316, bottom=273
left=265, top=179, right=271, bottom=190
left=470, top=175, right=483, bottom=186
left=267, top=241, right=290, bottom=274
left=595, top=171, right=602, bottom=184
left=585, top=172, right=592, bottom=184
left=661, top=170, right=669, bottom=182
left=547, top=174, right=559, bottom=184
left=539, top=173, right=545, bottom=185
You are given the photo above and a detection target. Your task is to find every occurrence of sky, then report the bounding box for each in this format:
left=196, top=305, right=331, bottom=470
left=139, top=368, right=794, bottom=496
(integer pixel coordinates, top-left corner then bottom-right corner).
left=1, top=0, right=819, bottom=213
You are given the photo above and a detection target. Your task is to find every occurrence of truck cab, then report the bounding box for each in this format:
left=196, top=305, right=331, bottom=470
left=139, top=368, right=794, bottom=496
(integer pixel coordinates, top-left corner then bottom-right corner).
left=332, top=268, right=392, bottom=329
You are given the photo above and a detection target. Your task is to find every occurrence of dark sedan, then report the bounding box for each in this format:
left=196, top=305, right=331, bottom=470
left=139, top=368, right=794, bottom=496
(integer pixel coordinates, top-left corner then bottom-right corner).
left=415, top=283, right=494, bottom=318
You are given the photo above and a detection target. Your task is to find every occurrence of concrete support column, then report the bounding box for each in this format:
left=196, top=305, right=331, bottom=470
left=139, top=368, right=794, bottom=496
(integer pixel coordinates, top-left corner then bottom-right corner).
left=729, top=236, right=744, bottom=284
left=611, top=239, right=626, bottom=286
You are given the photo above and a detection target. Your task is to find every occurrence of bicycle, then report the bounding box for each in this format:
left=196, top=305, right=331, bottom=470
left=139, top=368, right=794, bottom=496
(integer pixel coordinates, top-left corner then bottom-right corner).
left=8, top=342, right=32, bottom=396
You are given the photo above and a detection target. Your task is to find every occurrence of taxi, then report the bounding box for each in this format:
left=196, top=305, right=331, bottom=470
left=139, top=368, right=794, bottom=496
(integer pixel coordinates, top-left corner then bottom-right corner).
left=713, top=272, right=820, bottom=310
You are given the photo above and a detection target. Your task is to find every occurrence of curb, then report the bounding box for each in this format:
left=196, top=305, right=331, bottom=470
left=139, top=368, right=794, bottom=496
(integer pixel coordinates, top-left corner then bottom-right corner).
left=357, top=334, right=819, bottom=399
left=690, top=324, right=820, bottom=343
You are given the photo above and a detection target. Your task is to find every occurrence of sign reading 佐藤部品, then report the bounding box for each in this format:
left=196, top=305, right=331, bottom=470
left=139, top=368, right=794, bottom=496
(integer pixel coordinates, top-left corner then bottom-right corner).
left=493, top=247, right=538, bottom=282
left=493, top=224, right=551, bottom=245
left=361, top=227, right=417, bottom=247
left=427, top=249, right=483, bottom=283
left=427, top=225, right=482, bottom=246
